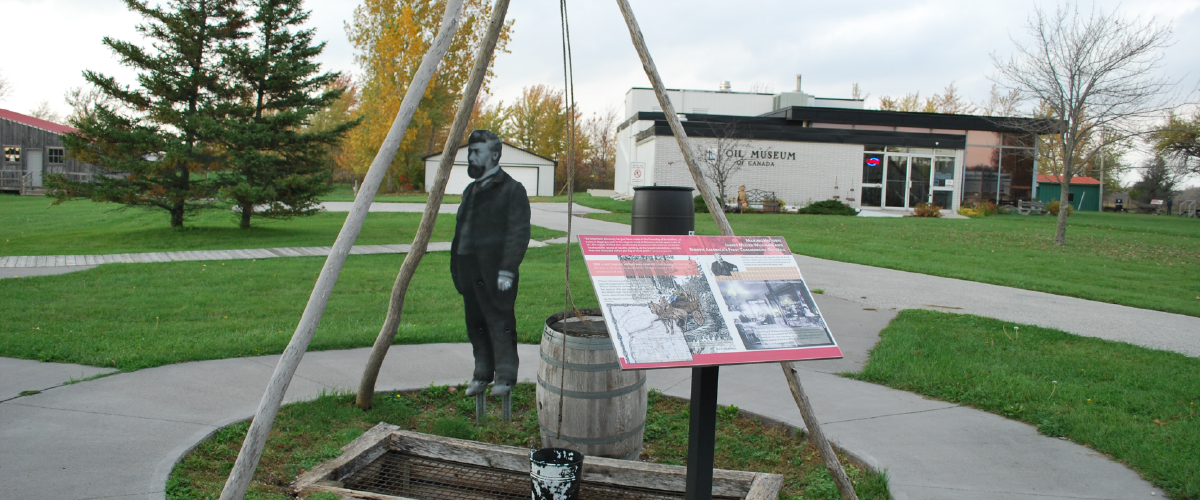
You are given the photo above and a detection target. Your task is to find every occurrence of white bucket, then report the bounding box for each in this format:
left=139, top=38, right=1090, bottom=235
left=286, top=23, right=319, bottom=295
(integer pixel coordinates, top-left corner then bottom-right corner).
left=530, top=447, right=584, bottom=500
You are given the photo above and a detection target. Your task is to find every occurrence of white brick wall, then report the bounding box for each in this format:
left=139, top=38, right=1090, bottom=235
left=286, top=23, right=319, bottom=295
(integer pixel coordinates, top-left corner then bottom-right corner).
left=650, top=137, right=864, bottom=208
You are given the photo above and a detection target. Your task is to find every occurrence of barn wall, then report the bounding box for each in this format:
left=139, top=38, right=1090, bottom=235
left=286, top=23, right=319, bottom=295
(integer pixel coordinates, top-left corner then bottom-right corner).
left=1, top=117, right=99, bottom=190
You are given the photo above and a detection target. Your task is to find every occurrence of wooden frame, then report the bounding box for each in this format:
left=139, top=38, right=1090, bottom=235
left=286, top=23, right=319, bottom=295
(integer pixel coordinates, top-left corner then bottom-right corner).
left=294, top=423, right=783, bottom=500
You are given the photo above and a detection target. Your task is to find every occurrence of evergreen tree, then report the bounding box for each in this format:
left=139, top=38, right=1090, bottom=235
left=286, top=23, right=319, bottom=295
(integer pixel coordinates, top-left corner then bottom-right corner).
left=52, top=0, right=242, bottom=228
left=217, top=0, right=357, bottom=228
left=1132, top=156, right=1179, bottom=204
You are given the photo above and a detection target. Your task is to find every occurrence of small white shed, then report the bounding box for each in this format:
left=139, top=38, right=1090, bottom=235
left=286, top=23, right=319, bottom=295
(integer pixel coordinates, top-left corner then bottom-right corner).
left=423, top=142, right=556, bottom=197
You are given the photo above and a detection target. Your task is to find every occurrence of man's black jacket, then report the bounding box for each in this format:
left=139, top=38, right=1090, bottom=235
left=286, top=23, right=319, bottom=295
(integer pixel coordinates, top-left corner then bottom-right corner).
left=450, top=169, right=532, bottom=309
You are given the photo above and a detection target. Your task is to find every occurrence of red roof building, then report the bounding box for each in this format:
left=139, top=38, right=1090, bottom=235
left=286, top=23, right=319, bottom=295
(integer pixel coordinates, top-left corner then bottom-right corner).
left=1, top=108, right=96, bottom=193
left=1037, top=174, right=1101, bottom=185
left=0, top=108, right=77, bottom=135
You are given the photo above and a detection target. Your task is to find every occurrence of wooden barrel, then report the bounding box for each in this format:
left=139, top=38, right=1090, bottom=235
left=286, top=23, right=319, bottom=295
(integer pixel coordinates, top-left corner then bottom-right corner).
left=537, top=309, right=647, bottom=460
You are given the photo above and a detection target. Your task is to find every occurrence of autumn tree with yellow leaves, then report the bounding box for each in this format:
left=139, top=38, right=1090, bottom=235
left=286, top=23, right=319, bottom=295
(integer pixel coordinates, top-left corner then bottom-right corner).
left=505, top=84, right=593, bottom=193
left=345, top=0, right=512, bottom=191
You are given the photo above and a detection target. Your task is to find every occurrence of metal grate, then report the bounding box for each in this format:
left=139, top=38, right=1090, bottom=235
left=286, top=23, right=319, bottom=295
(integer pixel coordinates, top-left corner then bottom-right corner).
left=342, top=451, right=741, bottom=500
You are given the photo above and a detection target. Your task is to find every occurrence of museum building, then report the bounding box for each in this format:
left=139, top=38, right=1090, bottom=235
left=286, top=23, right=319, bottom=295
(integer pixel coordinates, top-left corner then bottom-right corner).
left=614, top=81, right=1055, bottom=212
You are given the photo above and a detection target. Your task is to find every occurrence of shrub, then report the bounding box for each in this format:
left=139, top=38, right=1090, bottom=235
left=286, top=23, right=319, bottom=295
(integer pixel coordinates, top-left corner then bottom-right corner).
left=795, top=199, right=857, bottom=216
left=958, top=201, right=998, bottom=217
left=912, top=202, right=941, bottom=218
left=975, top=201, right=999, bottom=216
left=1047, top=200, right=1074, bottom=216
left=694, top=195, right=709, bottom=213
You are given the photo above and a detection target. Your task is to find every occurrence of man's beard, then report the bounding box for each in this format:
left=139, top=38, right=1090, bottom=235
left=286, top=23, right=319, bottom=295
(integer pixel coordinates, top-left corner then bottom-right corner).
left=467, top=162, right=486, bottom=179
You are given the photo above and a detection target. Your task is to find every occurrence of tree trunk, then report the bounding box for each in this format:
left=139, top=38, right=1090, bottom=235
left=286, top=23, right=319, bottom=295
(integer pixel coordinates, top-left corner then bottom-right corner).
left=170, top=205, right=185, bottom=228
left=1055, top=180, right=1069, bottom=246
left=240, top=204, right=252, bottom=229
left=355, top=0, right=511, bottom=410
left=173, top=163, right=190, bottom=228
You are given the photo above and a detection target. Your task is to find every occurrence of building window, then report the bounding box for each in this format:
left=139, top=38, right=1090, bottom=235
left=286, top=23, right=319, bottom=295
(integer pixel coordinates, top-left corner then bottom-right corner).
left=963, top=132, right=1036, bottom=206
left=933, top=156, right=955, bottom=187
left=862, top=153, right=884, bottom=184
left=4, top=146, right=19, bottom=163
left=48, top=147, right=65, bottom=164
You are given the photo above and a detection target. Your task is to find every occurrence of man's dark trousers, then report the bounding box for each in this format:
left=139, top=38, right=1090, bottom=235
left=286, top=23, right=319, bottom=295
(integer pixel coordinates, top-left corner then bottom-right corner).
left=456, top=254, right=519, bottom=384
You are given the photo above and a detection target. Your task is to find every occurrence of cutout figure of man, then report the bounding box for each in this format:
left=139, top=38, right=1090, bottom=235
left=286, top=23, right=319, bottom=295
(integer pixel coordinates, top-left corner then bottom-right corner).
left=452, top=130, right=532, bottom=397
left=710, top=253, right=738, bottom=277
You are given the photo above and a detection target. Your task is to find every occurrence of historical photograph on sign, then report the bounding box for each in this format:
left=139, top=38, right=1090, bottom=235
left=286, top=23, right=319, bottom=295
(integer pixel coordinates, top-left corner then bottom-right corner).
left=715, top=279, right=832, bottom=350
left=601, top=256, right=734, bottom=365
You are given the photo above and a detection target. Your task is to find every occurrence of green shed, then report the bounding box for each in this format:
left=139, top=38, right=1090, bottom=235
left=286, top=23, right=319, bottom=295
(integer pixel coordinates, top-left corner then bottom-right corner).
left=1037, top=175, right=1101, bottom=211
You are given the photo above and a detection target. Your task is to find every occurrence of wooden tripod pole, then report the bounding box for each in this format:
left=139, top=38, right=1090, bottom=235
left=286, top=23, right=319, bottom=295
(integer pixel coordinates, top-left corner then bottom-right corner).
left=356, top=0, right=511, bottom=409
left=613, top=1, right=859, bottom=498
left=216, top=2, right=465, bottom=499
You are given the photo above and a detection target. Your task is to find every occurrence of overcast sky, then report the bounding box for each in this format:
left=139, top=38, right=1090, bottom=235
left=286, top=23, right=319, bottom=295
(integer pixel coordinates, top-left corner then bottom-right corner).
left=2, top=0, right=1198, bottom=181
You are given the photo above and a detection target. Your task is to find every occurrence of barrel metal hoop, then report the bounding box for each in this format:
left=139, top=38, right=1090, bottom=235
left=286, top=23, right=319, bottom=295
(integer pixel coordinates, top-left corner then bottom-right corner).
left=537, top=375, right=646, bottom=399
left=539, top=350, right=620, bottom=372
left=542, top=328, right=614, bottom=350
left=540, top=422, right=646, bottom=445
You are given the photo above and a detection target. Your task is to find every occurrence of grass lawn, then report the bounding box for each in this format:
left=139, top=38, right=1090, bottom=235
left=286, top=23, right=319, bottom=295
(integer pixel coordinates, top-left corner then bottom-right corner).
left=591, top=210, right=1200, bottom=317
left=0, top=195, right=562, bottom=256
left=0, top=246, right=598, bottom=371
left=167, top=384, right=889, bottom=500
left=849, top=309, right=1200, bottom=499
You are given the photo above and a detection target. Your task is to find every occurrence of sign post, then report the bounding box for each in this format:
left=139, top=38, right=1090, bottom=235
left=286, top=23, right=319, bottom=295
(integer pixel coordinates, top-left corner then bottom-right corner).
left=685, top=366, right=719, bottom=499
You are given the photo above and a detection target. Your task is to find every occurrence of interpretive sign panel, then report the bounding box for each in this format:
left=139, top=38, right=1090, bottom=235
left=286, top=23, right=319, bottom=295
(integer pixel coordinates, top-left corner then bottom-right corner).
left=578, top=235, right=842, bottom=369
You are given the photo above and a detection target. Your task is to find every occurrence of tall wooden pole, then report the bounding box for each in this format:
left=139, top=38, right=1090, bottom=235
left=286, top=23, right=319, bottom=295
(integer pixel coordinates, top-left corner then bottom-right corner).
left=613, top=1, right=859, bottom=498
left=356, top=0, right=511, bottom=409
left=216, top=2, right=465, bottom=499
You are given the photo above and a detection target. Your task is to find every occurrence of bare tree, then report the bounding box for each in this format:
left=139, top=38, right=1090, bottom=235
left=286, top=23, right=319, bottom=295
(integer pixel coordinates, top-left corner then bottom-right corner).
left=879, top=82, right=975, bottom=114
left=64, top=85, right=127, bottom=125
left=28, top=101, right=63, bottom=124
left=0, top=70, right=11, bottom=103
left=747, top=80, right=774, bottom=94
left=850, top=82, right=870, bottom=101
left=993, top=4, right=1174, bottom=246
left=696, top=120, right=749, bottom=205
left=977, top=84, right=1021, bottom=117
left=581, top=106, right=619, bottom=189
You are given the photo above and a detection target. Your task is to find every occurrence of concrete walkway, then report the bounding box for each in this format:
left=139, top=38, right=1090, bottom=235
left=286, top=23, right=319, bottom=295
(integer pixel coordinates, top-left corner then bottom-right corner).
left=0, top=295, right=1163, bottom=500
left=0, top=201, right=1188, bottom=499
left=0, top=243, right=455, bottom=270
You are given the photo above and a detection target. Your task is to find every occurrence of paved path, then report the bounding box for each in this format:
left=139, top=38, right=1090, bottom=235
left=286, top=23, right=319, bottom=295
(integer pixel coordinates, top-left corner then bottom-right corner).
left=0, top=243, right=457, bottom=270
left=0, top=295, right=1162, bottom=500
left=0, top=202, right=612, bottom=275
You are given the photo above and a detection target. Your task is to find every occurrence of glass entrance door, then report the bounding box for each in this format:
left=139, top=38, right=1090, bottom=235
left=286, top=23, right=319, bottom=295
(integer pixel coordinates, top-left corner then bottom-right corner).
left=885, top=156, right=907, bottom=207
left=909, top=157, right=931, bottom=207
